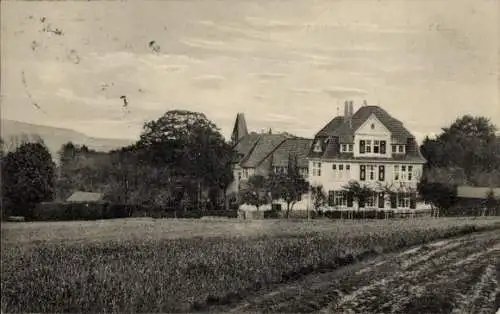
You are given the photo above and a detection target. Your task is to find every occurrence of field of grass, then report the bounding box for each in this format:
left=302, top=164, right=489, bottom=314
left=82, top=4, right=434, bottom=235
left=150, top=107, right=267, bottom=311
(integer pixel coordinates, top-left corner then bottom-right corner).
left=2, top=217, right=500, bottom=313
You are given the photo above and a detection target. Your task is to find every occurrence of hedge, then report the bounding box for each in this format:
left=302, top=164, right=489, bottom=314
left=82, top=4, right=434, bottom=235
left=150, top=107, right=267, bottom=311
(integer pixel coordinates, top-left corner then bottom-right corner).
left=31, top=202, right=238, bottom=221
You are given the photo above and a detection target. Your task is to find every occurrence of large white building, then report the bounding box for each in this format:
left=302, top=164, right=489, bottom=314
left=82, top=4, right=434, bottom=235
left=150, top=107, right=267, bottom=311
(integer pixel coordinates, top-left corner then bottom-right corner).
left=230, top=100, right=427, bottom=211
left=307, top=101, right=426, bottom=210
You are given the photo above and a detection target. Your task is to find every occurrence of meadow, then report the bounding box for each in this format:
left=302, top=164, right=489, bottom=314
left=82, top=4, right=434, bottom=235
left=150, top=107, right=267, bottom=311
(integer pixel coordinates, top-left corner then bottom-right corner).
left=2, top=217, right=500, bottom=313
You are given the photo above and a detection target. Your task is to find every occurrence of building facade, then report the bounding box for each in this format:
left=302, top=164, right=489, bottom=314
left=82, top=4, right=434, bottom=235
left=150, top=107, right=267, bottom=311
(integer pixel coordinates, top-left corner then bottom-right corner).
left=230, top=100, right=427, bottom=211
left=307, top=101, right=427, bottom=210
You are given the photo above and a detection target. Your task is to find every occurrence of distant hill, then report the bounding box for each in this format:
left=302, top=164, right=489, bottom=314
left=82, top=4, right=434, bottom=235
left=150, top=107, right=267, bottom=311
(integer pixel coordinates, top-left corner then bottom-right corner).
left=1, top=119, right=134, bottom=160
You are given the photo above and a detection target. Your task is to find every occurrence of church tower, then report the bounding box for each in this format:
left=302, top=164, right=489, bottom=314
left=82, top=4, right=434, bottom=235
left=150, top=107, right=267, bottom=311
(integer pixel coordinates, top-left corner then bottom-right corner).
left=230, top=113, right=248, bottom=145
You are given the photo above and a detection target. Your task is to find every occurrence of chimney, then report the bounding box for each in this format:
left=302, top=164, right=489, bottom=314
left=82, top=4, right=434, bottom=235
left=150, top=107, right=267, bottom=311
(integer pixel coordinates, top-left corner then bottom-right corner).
left=344, top=100, right=349, bottom=117
left=363, top=99, right=367, bottom=107
left=349, top=101, right=354, bottom=117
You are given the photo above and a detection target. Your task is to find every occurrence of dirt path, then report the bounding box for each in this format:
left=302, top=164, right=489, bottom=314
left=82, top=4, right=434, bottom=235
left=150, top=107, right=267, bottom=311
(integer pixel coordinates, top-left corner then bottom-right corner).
left=208, top=230, right=500, bottom=314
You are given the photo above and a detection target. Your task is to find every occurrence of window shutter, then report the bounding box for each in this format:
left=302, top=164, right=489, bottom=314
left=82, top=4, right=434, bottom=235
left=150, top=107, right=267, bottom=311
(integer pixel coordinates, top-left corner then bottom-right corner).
left=360, top=140, right=365, bottom=154
left=380, top=141, right=386, bottom=154
left=379, top=165, right=385, bottom=181
left=410, top=192, right=417, bottom=209
left=360, top=165, right=366, bottom=181
left=390, top=193, right=397, bottom=208
left=378, top=192, right=385, bottom=208
left=347, top=192, right=353, bottom=207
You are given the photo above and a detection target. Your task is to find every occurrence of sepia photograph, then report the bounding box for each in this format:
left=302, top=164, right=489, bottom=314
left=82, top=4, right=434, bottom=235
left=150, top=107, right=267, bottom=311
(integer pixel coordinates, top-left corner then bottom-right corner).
left=1, top=0, right=499, bottom=313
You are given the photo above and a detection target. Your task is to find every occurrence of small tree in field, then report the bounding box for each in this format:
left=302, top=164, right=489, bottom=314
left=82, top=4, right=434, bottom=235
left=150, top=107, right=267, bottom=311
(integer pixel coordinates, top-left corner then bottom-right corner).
left=239, top=174, right=269, bottom=211
left=268, top=154, right=309, bottom=218
left=311, top=185, right=327, bottom=216
left=484, top=189, right=498, bottom=216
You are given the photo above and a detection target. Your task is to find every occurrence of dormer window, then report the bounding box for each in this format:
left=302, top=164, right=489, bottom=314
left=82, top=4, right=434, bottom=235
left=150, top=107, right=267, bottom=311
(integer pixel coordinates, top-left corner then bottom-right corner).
left=313, top=140, right=322, bottom=153
left=392, top=145, right=405, bottom=154
left=341, top=143, right=353, bottom=153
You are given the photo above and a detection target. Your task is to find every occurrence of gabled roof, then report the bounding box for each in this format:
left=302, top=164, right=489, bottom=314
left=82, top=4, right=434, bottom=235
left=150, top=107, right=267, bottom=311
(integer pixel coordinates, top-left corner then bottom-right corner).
left=316, top=106, right=413, bottom=143
left=308, top=106, right=425, bottom=163
left=240, top=133, right=289, bottom=168
left=267, top=138, right=313, bottom=168
left=66, top=191, right=104, bottom=203
left=233, top=132, right=260, bottom=163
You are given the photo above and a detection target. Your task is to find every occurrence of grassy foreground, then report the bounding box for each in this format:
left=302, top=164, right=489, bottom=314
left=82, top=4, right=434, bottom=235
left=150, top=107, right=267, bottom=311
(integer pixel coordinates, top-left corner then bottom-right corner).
left=2, top=217, right=500, bottom=313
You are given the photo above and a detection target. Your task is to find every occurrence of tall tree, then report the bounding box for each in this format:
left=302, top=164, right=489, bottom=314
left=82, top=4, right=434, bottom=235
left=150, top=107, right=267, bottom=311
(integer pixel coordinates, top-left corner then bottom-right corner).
left=136, top=110, right=234, bottom=206
left=268, top=153, right=309, bottom=218
left=421, top=115, right=499, bottom=181
left=2, top=142, right=56, bottom=218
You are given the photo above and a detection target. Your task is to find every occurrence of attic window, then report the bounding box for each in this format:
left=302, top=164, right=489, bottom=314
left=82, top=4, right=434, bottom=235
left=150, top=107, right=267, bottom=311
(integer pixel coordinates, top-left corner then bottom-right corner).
left=313, top=141, right=322, bottom=153
left=371, top=123, right=375, bottom=129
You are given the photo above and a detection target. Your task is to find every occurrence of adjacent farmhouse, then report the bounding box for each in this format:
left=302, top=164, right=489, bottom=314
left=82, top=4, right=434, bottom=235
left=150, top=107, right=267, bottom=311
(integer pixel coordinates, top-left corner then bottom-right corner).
left=230, top=100, right=428, bottom=211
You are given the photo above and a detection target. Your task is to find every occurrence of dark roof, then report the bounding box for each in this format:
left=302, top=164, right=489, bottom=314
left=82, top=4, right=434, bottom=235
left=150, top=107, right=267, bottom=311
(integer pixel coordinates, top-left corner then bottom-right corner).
left=267, top=138, right=313, bottom=168
left=316, top=106, right=413, bottom=143
left=240, top=133, right=289, bottom=167
left=230, top=113, right=248, bottom=144
left=309, top=106, right=425, bottom=163
left=66, top=191, right=104, bottom=202
left=232, top=132, right=260, bottom=163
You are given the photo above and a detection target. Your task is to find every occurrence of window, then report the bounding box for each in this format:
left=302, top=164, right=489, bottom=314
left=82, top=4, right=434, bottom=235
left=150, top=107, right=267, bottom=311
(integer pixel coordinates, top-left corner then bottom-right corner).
left=300, top=168, right=308, bottom=176
left=334, top=191, right=347, bottom=206
left=373, top=140, right=380, bottom=153
left=348, top=144, right=353, bottom=152
left=378, top=165, right=385, bottom=181
left=392, top=145, right=397, bottom=153
left=360, top=165, right=366, bottom=181
left=394, top=165, right=414, bottom=181
left=394, top=165, right=400, bottom=181
left=346, top=164, right=350, bottom=171
left=342, top=144, right=347, bottom=152
left=381, top=141, right=387, bottom=154
left=243, top=168, right=249, bottom=179
left=368, top=165, right=375, bottom=180
left=329, top=191, right=347, bottom=207
left=359, top=140, right=365, bottom=154
left=312, top=162, right=321, bottom=176
left=339, top=164, right=344, bottom=171
left=366, top=140, right=372, bottom=153
left=359, top=140, right=386, bottom=155
left=401, top=165, right=407, bottom=181
left=397, top=192, right=411, bottom=208
left=313, top=141, right=322, bottom=153
left=398, top=145, right=404, bottom=153
left=366, top=192, right=377, bottom=207
left=237, top=171, right=242, bottom=180
left=332, top=164, right=336, bottom=170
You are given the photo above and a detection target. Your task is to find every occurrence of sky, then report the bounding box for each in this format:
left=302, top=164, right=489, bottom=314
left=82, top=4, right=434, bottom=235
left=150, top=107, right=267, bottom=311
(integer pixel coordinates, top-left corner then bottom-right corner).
left=1, top=0, right=499, bottom=144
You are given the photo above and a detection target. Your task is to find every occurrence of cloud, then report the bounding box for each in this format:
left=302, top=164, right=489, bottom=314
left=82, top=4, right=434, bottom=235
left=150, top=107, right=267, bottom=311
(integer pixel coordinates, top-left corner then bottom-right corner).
left=191, top=75, right=226, bottom=89
left=250, top=72, right=286, bottom=80
left=290, top=88, right=319, bottom=95
left=323, top=86, right=368, bottom=98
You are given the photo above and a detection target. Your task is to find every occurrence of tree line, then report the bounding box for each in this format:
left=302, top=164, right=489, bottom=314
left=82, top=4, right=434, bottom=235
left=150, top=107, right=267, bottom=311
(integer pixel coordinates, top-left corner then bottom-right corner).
left=1, top=112, right=499, bottom=219
left=1, top=110, right=234, bottom=219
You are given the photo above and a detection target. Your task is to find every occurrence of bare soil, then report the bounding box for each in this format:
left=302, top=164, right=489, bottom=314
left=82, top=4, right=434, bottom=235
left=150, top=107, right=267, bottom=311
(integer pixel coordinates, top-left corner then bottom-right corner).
left=207, top=230, right=500, bottom=314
